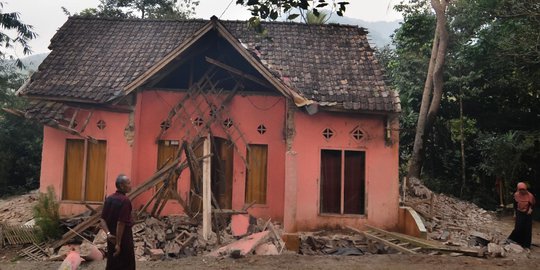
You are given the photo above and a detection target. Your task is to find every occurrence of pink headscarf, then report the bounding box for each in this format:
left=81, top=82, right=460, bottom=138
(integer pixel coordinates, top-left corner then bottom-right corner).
left=514, top=182, right=535, bottom=212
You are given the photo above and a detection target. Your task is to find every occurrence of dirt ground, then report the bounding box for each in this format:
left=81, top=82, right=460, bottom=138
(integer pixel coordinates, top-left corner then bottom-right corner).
left=1, top=253, right=540, bottom=270
left=1, top=217, right=539, bottom=270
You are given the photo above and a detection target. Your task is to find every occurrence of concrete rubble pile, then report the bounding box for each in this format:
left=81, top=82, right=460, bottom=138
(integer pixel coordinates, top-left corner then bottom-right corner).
left=46, top=214, right=287, bottom=262
left=0, top=191, right=38, bottom=225
left=405, top=178, right=527, bottom=257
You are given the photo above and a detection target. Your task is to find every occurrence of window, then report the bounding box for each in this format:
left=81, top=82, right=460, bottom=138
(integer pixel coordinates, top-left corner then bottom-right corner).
left=63, top=139, right=107, bottom=201
left=157, top=140, right=180, bottom=192
left=245, top=144, right=268, bottom=204
left=320, top=149, right=365, bottom=215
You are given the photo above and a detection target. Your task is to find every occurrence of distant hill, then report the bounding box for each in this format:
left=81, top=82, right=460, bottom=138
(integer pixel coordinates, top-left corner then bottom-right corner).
left=4, top=53, right=48, bottom=76
left=327, top=17, right=401, bottom=48
left=278, top=12, right=401, bottom=48
left=20, top=53, right=48, bottom=72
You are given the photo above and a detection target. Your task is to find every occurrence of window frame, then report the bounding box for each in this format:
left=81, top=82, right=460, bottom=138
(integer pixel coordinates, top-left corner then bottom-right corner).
left=62, top=139, right=107, bottom=203
left=319, top=148, right=367, bottom=217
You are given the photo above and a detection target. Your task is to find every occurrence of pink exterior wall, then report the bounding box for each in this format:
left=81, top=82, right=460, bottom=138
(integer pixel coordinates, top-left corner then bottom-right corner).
left=132, top=90, right=286, bottom=221
left=38, top=91, right=399, bottom=230
left=289, top=110, right=399, bottom=231
left=39, top=110, right=133, bottom=216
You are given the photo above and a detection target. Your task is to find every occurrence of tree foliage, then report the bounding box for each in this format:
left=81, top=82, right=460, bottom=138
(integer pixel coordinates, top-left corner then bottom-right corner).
left=236, top=0, right=348, bottom=21
left=0, top=3, right=41, bottom=197
left=384, top=0, right=540, bottom=208
left=0, top=2, right=37, bottom=66
left=0, top=61, right=42, bottom=196
left=75, top=0, right=199, bottom=19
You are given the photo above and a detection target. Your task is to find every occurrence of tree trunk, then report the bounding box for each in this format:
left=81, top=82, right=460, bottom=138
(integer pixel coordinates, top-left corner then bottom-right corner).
left=407, top=0, right=450, bottom=180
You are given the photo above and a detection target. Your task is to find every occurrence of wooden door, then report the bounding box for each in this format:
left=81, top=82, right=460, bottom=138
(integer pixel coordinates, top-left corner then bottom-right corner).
left=63, top=139, right=84, bottom=201
left=85, top=140, right=107, bottom=201
left=190, top=137, right=234, bottom=210
left=212, top=137, right=233, bottom=209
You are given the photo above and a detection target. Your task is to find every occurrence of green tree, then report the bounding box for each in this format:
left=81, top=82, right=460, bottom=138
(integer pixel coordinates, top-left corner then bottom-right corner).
left=236, top=0, right=348, bottom=20
left=0, top=2, right=37, bottom=66
left=75, top=0, right=199, bottom=19
left=0, top=3, right=41, bottom=196
left=385, top=0, right=540, bottom=208
left=407, top=0, right=451, bottom=180
left=0, top=61, right=42, bottom=196
left=305, top=10, right=328, bottom=24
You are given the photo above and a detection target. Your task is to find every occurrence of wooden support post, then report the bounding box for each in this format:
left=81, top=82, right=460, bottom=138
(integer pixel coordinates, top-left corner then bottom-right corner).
left=202, top=134, right=212, bottom=240
left=80, top=111, right=93, bottom=133
left=68, top=109, right=79, bottom=129
left=156, top=188, right=171, bottom=217
left=138, top=183, right=166, bottom=218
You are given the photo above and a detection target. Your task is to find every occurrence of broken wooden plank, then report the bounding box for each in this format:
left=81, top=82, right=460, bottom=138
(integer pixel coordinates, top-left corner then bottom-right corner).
left=68, top=109, right=79, bottom=129
left=205, top=56, right=273, bottom=89
left=347, top=226, right=416, bottom=254
left=267, top=222, right=285, bottom=254
left=138, top=182, right=167, bottom=217
left=242, top=201, right=257, bottom=211
left=365, top=232, right=416, bottom=254
left=80, top=111, right=93, bottom=133
left=365, top=225, right=438, bottom=248
left=212, top=209, right=248, bottom=215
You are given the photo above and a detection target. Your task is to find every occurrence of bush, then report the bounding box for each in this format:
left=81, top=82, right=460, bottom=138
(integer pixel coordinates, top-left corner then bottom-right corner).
left=33, top=186, right=61, bottom=241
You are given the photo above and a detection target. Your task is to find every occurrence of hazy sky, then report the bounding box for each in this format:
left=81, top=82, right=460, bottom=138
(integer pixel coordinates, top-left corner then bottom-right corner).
left=4, top=0, right=402, bottom=57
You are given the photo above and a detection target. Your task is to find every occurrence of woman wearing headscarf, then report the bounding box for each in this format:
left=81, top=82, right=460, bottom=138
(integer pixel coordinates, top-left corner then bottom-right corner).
left=508, top=182, right=536, bottom=249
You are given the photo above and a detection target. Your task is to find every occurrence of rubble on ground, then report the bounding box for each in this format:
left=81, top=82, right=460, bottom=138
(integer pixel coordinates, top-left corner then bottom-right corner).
left=404, top=177, right=528, bottom=257
left=1, top=183, right=532, bottom=262
left=298, top=231, right=367, bottom=256
left=0, top=191, right=38, bottom=225
left=46, top=213, right=286, bottom=262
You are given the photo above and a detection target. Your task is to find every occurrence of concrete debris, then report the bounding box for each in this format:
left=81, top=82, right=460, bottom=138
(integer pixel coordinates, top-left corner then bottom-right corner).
left=254, top=243, right=279, bottom=255
left=487, top=243, right=505, bottom=257
left=299, top=231, right=368, bottom=256
left=231, top=214, right=250, bottom=237
left=0, top=191, right=38, bottom=225
left=207, top=231, right=270, bottom=257
left=147, top=248, right=165, bottom=260
left=405, top=178, right=505, bottom=248
left=57, top=251, right=83, bottom=270
left=504, top=243, right=524, bottom=253
left=405, top=178, right=536, bottom=260
left=79, top=241, right=103, bottom=261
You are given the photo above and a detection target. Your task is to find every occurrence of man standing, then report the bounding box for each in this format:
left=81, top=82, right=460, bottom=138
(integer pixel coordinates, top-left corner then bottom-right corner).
left=508, top=182, right=536, bottom=249
left=100, top=174, right=135, bottom=270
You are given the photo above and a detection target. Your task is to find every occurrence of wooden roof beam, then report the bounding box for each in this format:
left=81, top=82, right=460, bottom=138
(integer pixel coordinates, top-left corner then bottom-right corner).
left=205, top=56, right=273, bottom=90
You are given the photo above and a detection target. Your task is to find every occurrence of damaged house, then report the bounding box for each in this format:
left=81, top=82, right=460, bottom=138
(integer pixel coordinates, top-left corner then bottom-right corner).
left=13, top=16, right=400, bottom=232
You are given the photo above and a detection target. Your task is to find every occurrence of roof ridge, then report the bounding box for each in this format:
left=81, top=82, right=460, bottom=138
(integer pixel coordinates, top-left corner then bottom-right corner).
left=68, top=15, right=366, bottom=31
left=69, top=15, right=208, bottom=23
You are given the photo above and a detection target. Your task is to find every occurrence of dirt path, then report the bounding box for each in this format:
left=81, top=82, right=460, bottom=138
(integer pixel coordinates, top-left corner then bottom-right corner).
left=1, top=254, right=540, bottom=270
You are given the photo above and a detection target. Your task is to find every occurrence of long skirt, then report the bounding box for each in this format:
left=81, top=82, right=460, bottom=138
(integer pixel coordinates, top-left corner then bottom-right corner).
left=106, top=226, right=135, bottom=270
left=508, top=211, right=533, bottom=248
